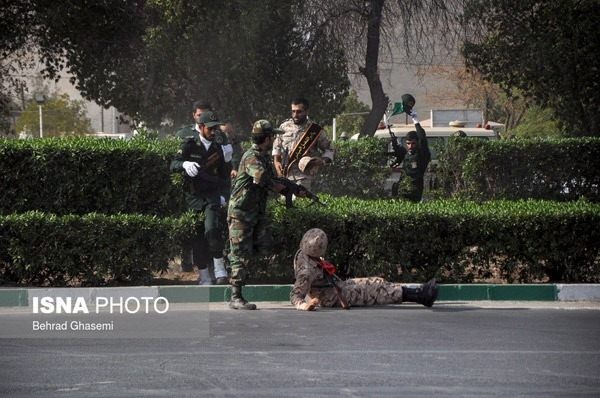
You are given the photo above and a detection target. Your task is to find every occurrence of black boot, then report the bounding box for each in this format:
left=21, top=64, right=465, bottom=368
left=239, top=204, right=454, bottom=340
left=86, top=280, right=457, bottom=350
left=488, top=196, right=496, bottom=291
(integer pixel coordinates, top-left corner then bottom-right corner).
left=402, top=278, right=438, bottom=307
left=229, top=285, right=257, bottom=310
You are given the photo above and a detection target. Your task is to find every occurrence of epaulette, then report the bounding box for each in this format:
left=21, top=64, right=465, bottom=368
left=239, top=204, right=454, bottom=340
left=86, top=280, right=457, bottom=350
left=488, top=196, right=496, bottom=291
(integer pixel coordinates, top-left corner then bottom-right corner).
left=175, top=124, right=195, bottom=138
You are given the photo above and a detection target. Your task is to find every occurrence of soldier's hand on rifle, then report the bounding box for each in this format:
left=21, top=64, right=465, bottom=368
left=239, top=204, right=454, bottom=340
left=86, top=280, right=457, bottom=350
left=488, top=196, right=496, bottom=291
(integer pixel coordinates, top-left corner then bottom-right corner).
left=182, top=161, right=200, bottom=177
left=295, top=189, right=308, bottom=198
left=272, top=181, right=287, bottom=194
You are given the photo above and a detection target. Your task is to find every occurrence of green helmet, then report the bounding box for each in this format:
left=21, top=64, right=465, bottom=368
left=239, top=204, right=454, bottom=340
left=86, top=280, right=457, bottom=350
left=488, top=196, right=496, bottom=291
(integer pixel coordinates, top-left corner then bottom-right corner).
left=251, top=120, right=283, bottom=136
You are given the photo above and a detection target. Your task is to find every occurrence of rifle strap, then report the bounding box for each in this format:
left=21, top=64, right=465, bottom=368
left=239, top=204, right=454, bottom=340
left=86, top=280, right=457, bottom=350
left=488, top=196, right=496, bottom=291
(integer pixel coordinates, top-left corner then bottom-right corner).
left=286, top=123, right=322, bottom=176
left=317, top=258, right=348, bottom=309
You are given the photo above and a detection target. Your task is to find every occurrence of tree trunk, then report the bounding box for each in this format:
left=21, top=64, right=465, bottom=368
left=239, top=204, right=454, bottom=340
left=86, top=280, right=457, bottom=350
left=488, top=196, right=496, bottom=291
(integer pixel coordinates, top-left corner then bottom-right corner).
left=359, top=0, right=388, bottom=137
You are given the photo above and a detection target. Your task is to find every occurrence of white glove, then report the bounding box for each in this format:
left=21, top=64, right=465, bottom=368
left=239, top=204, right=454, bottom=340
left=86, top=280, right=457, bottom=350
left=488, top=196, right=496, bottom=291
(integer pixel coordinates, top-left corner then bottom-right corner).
left=182, top=161, right=200, bottom=177
left=409, top=110, right=419, bottom=125
left=222, top=144, right=233, bottom=163
left=220, top=196, right=227, bottom=206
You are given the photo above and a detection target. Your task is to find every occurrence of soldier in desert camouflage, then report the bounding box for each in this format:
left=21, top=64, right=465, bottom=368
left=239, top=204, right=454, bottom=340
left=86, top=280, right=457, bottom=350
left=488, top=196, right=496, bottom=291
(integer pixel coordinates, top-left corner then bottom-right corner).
left=273, top=97, right=334, bottom=190
left=290, top=228, right=438, bottom=311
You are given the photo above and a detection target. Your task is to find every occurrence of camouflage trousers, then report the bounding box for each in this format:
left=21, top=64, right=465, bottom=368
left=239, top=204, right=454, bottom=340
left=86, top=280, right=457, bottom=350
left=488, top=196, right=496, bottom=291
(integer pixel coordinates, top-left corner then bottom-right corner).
left=309, top=277, right=404, bottom=307
left=227, top=214, right=273, bottom=286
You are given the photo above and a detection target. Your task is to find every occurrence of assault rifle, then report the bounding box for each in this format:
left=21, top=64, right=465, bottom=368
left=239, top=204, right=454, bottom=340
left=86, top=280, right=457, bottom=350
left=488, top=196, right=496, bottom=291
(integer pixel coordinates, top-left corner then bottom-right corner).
left=272, top=177, right=326, bottom=208
left=388, top=124, right=406, bottom=168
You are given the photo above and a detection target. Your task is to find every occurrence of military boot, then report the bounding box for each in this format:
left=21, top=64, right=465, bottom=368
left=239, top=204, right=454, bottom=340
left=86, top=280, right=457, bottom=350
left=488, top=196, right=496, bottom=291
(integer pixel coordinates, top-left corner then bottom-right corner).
left=229, top=286, right=257, bottom=310
left=402, top=278, right=438, bottom=307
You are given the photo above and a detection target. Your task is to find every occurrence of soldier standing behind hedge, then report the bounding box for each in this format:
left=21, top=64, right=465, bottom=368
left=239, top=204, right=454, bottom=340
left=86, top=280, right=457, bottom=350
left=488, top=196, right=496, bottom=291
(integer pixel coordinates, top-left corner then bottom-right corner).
left=174, top=101, right=233, bottom=277
left=391, top=96, right=431, bottom=202
left=272, top=97, right=334, bottom=190
left=227, top=120, right=302, bottom=310
left=170, top=110, right=230, bottom=285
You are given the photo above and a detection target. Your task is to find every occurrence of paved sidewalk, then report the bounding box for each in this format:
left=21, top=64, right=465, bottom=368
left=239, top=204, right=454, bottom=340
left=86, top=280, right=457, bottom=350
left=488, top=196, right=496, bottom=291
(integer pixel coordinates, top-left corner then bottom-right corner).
left=1, top=283, right=600, bottom=307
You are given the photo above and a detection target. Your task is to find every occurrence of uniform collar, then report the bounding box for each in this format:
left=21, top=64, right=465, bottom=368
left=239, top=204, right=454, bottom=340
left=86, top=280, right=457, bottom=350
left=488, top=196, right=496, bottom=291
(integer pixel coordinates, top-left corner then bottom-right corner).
left=199, top=133, right=213, bottom=150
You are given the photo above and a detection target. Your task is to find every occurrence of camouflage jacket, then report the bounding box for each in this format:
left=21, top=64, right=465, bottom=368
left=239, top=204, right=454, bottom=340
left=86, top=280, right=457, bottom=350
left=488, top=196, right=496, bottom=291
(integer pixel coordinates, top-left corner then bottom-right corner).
left=272, top=117, right=334, bottom=172
left=228, top=144, right=276, bottom=220
left=290, top=249, right=330, bottom=309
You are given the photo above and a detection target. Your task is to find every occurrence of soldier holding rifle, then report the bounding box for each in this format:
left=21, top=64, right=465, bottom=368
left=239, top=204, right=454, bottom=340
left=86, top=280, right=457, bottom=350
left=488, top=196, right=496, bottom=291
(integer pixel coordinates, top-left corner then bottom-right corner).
left=388, top=94, right=431, bottom=202
left=227, top=120, right=310, bottom=310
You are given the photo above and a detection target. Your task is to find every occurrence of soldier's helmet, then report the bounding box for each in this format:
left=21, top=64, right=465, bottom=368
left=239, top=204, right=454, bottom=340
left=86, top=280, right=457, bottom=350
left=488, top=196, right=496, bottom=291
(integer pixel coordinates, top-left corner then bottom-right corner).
left=300, top=228, right=328, bottom=257
left=251, top=120, right=283, bottom=136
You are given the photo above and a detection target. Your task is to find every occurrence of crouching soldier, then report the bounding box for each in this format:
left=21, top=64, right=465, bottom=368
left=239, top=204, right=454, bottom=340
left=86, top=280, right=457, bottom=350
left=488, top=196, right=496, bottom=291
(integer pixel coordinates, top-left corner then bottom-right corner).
left=290, top=228, right=438, bottom=310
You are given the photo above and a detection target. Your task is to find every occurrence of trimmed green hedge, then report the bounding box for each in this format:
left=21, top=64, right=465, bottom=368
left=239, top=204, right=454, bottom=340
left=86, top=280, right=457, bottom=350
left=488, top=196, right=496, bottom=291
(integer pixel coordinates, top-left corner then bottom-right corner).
left=436, top=137, right=600, bottom=201
left=0, top=211, right=195, bottom=286
left=2, top=199, right=598, bottom=286
left=312, top=137, right=390, bottom=198
left=0, top=137, right=185, bottom=215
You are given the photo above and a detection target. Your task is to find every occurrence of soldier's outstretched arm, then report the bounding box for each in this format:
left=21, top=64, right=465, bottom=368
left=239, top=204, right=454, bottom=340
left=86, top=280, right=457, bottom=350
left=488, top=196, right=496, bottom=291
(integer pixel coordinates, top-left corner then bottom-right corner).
left=291, top=263, right=318, bottom=311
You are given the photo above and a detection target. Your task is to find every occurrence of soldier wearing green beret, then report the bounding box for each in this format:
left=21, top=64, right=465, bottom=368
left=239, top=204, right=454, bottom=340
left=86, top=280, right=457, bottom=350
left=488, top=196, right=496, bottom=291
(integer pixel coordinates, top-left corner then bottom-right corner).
left=227, top=120, right=302, bottom=310
left=170, top=109, right=231, bottom=285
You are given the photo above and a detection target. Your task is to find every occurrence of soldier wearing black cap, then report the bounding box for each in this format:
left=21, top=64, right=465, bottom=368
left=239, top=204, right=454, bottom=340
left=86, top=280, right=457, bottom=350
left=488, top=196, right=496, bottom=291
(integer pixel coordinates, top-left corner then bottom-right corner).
left=173, top=101, right=234, bottom=276
left=170, top=110, right=230, bottom=285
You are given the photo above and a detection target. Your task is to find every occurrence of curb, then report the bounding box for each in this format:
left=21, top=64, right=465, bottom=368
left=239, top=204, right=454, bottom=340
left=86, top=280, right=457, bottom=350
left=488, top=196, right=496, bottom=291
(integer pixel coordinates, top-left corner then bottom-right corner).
left=1, top=284, right=599, bottom=307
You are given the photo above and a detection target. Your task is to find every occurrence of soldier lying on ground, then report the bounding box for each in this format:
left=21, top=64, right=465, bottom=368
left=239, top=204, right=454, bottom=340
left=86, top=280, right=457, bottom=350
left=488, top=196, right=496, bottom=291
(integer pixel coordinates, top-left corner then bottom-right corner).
left=290, top=228, right=438, bottom=310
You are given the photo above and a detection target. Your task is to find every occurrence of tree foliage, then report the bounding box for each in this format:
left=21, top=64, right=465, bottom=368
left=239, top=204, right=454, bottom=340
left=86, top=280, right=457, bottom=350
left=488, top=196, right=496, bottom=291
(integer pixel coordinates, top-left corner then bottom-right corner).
left=1, top=1, right=350, bottom=132
left=296, top=0, right=466, bottom=136
left=510, top=106, right=562, bottom=139
left=15, top=93, right=92, bottom=137
left=336, top=90, right=370, bottom=136
left=462, top=0, right=600, bottom=137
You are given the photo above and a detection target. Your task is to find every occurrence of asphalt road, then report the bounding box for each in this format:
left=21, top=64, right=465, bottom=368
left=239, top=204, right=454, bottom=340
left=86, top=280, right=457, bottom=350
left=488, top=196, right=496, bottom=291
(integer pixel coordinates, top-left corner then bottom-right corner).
left=1, top=302, right=600, bottom=397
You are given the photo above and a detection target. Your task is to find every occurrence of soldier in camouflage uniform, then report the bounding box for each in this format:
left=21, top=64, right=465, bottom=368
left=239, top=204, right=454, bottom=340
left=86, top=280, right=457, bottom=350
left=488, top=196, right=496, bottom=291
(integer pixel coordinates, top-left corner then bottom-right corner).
left=272, top=98, right=334, bottom=190
left=174, top=101, right=233, bottom=277
left=291, top=228, right=438, bottom=311
left=227, top=120, right=299, bottom=310
left=170, top=110, right=230, bottom=285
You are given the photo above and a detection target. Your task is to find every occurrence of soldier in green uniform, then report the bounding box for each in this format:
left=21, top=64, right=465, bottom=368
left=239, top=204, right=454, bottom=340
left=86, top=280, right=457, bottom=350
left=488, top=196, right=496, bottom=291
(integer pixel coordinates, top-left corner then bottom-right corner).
left=170, top=110, right=230, bottom=285
left=174, top=101, right=233, bottom=277
left=227, top=120, right=301, bottom=310
left=391, top=107, right=431, bottom=202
